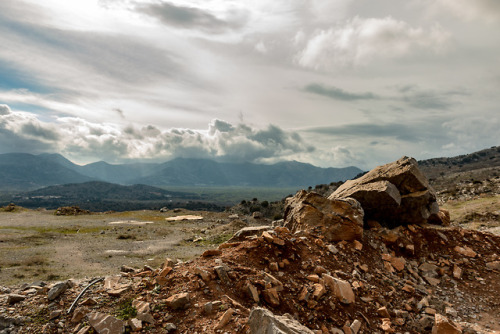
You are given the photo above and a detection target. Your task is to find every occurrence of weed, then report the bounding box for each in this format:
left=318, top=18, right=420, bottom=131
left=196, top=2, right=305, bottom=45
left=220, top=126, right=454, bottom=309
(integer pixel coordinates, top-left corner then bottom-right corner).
left=116, top=298, right=137, bottom=320
left=30, top=306, right=50, bottom=324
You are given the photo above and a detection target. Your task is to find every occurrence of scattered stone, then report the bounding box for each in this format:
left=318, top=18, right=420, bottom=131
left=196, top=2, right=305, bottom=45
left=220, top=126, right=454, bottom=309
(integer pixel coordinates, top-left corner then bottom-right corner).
left=215, top=308, right=234, bottom=330
left=323, top=274, right=355, bottom=304
left=136, top=311, right=155, bottom=324
left=390, top=256, right=406, bottom=271
left=76, top=326, right=92, bottom=334
left=227, top=226, right=272, bottom=242
left=202, top=249, right=222, bottom=257
left=248, top=307, right=315, bottom=334
left=71, top=307, right=88, bottom=324
left=128, top=318, right=142, bottom=332
left=214, top=265, right=231, bottom=284
left=7, top=294, right=25, bottom=305
left=377, top=306, right=391, bottom=318
left=262, top=288, right=280, bottom=307
left=327, top=244, right=339, bottom=254
left=247, top=283, right=260, bottom=303
left=195, top=267, right=211, bottom=282
left=353, top=240, right=363, bottom=251
left=432, top=313, right=462, bottom=334
left=164, top=323, right=177, bottom=332
left=350, top=319, right=362, bottom=334
left=88, top=312, right=125, bottom=334
left=120, top=265, right=136, bottom=273
left=166, top=292, right=190, bottom=310
left=429, top=208, right=451, bottom=226
left=47, top=281, right=68, bottom=301
left=486, top=261, right=500, bottom=271
left=454, top=246, right=477, bottom=258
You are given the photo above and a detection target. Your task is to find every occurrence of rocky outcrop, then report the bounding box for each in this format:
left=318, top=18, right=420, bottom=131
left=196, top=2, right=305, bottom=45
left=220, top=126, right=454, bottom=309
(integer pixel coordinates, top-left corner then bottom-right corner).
left=248, top=307, right=315, bottom=334
left=330, top=156, right=440, bottom=227
left=283, top=190, right=364, bottom=241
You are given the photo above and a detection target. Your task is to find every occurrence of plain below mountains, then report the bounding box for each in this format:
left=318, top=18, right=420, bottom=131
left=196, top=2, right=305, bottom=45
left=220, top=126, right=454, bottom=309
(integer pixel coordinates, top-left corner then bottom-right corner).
left=0, top=153, right=363, bottom=191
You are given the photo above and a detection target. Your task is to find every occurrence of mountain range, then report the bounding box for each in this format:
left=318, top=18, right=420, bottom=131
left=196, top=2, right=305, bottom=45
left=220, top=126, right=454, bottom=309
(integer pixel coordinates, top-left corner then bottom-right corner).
left=0, top=153, right=363, bottom=191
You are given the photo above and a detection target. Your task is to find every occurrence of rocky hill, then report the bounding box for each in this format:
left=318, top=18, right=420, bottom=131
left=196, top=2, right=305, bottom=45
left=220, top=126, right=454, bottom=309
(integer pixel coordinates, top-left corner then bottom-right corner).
left=419, top=146, right=500, bottom=204
left=1, top=156, right=499, bottom=334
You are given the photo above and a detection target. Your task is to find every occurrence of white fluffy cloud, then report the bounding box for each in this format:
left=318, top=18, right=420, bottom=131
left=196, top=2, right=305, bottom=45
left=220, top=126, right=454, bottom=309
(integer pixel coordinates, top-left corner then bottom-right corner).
left=296, top=16, right=450, bottom=70
left=0, top=105, right=311, bottom=164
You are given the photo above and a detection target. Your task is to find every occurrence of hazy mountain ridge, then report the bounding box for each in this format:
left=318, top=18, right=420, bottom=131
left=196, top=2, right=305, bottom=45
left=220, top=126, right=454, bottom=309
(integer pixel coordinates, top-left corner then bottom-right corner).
left=0, top=153, right=362, bottom=191
left=0, top=153, right=94, bottom=191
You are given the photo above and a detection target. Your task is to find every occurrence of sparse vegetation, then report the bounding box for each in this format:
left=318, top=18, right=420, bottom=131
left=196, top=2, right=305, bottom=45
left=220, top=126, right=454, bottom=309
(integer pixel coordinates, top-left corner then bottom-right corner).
left=116, top=298, right=137, bottom=320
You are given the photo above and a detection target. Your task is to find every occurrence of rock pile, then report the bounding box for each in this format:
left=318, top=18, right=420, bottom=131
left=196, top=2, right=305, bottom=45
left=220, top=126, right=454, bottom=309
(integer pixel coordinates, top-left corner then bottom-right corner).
left=1, top=222, right=499, bottom=333
left=330, top=156, right=441, bottom=227
left=54, top=206, right=91, bottom=216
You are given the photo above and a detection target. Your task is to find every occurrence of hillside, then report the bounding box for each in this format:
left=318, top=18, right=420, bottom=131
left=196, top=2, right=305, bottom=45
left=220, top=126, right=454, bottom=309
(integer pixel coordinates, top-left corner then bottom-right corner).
left=418, top=146, right=500, bottom=203
left=11, top=182, right=224, bottom=212
left=419, top=146, right=500, bottom=179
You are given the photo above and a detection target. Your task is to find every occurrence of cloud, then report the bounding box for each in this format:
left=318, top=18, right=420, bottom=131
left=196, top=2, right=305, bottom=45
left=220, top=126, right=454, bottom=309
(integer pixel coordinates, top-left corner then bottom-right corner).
left=136, top=2, right=246, bottom=33
left=295, top=16, right=450, bottom=70
left=0, top=108, right=312, bottom=164
left=305, top=121, right=447, bottom=143
left=432, top=0, right=500, bottom=22
left=0, top=104, right=11, bottom=115
left=304, top=83, right=379, bottom=101
left=396, top=85, right=468, bottom=110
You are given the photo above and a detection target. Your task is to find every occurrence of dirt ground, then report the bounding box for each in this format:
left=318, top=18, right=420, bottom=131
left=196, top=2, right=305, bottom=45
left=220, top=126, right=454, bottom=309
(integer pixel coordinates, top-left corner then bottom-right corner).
left=0, top=208, right=258, bottom=286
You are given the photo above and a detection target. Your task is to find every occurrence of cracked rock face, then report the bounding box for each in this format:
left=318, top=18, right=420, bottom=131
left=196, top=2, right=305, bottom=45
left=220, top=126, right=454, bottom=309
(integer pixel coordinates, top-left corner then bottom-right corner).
left=283, top=190, right=364, bottom=242
left=330, top=156, right=440, bottom=227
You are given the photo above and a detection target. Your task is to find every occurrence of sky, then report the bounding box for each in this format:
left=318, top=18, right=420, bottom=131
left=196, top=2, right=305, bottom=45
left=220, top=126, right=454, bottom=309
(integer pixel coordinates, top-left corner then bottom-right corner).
left=0, top=0, right=499, bottom=170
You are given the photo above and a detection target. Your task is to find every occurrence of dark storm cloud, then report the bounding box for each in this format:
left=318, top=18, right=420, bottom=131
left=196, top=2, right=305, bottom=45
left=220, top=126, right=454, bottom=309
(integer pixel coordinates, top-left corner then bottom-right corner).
left=397, top=85, right=468, bottom=110
left=137, top=2, right=245, bottom=33
left=304, top=83, right=380, bottom=101
left=306, top=122, right=448, bottom=143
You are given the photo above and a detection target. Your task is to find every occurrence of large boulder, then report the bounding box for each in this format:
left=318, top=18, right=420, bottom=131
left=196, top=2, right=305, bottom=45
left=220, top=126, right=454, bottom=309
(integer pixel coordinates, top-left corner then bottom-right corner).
left=329, top=156, right=439, bottom=227
left=248, top=307, right=315, bottom=334
left=283, top=190, right=363, bottom=241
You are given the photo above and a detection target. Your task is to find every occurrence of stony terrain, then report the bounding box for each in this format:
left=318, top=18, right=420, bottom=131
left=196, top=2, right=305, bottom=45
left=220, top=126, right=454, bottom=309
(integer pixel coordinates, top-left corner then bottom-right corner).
left=0, top=155, right=499, bottom=334
left=1, top=220, right=499, bottom=333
